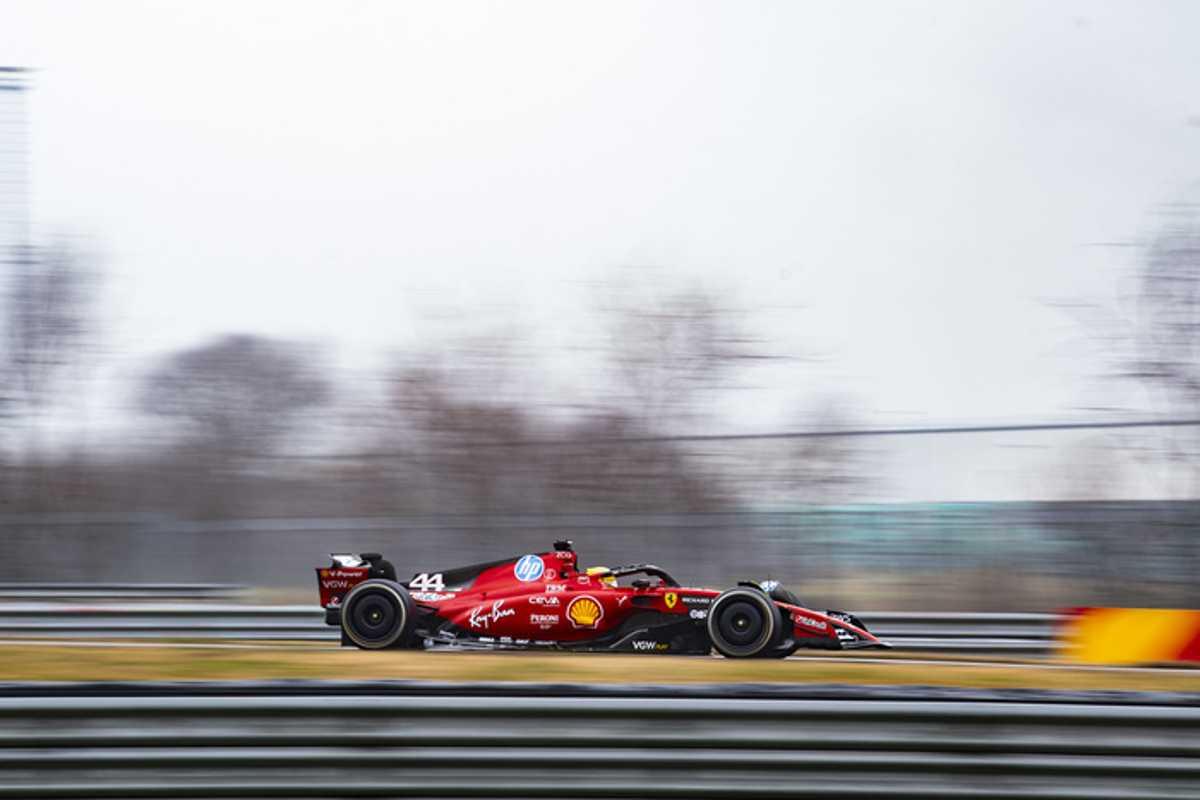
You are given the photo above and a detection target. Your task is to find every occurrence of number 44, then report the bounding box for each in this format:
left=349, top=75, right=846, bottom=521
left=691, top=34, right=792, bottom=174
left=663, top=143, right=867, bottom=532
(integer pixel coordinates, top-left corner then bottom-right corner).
left=409, top=573, right=445, bottom=591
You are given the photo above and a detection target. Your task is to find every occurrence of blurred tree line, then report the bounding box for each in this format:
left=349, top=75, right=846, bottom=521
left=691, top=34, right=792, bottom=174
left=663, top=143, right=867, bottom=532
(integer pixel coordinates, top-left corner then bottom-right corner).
left=11, top=197, right=1199, bottom=521
left=0, top=247, right=866, bottom=519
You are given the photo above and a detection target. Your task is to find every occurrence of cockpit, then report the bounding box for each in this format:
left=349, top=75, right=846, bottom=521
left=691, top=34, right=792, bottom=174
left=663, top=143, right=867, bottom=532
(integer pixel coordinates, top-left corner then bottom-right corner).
left=553, top=539, right=681, bottom=588
left=583, top=564, right=681, bottom=588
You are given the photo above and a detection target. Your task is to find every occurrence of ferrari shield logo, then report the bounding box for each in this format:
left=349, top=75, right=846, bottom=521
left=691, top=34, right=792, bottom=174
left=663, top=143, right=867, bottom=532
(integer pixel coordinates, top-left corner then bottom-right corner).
left=665, top=592, right=678, bottom=609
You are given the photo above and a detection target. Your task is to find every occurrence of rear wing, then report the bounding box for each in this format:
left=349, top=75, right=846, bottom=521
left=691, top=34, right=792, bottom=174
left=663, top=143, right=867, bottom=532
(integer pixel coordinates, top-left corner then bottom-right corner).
left=315, top=552, right=396, bottom=623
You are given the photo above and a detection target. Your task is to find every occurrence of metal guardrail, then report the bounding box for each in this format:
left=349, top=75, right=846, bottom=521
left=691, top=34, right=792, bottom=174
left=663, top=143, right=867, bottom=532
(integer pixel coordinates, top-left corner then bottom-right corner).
left=860, top=611, right=1060, bottom=654
left=0, top=684, right=1196, bottom=798
left=0, top=604, right=1061, bottom=653
left=0, top=583, right=241, bottom=602
left=0, top=604, right=320, bottom=639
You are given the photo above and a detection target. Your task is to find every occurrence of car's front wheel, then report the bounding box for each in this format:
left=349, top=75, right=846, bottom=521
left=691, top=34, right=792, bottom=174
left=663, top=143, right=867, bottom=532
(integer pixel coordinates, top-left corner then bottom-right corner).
left=340, top=579, right=415, bottom=649
left=706, top=587, right=783, bottom=658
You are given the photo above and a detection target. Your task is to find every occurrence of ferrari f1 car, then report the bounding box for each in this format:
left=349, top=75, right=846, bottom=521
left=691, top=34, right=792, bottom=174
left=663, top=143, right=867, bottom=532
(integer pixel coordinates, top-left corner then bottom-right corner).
left=315, top=540, right=887, bottom=657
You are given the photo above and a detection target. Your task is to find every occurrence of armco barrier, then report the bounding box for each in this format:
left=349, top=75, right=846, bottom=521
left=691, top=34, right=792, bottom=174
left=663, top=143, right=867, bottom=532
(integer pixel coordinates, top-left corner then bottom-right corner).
left=0, top=683, right=1197, bottom=798
left=0, top=604, right=1060, bottom=653
left=855, top=611, right=1059, bottom=654
left=0, top=583, right=240, bottom=602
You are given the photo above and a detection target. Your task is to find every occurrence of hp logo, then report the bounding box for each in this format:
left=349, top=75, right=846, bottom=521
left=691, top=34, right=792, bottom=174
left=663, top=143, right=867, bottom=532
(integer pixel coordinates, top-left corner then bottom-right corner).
left=514, top=554, right=545, bottom=582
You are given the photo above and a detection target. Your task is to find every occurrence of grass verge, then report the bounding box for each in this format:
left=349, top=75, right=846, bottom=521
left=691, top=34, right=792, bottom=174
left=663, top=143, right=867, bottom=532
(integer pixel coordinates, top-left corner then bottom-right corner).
left=0, top=641, right=1197, bottom=691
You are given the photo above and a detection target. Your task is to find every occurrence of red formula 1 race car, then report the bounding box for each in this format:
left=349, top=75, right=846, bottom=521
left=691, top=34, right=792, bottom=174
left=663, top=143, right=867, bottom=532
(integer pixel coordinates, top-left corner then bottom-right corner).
left=315, top=540, right=888, bottom=657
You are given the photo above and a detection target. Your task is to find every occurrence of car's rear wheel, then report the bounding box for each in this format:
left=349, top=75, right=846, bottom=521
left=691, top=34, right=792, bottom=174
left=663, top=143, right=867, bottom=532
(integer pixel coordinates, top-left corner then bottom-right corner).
left=340, top=579, right=414, bottom=649
left=707, top=587, right=783, bottom=658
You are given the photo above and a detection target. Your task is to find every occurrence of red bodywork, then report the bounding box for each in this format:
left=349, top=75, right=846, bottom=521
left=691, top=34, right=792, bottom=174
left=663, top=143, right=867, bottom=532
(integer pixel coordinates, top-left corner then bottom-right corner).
left=317, top=545, right=884, bottom=652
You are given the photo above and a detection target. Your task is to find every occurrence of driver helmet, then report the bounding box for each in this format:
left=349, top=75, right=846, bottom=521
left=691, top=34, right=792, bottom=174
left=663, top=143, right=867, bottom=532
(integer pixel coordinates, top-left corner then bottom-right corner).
left=585, top=566, right=618, bottom=588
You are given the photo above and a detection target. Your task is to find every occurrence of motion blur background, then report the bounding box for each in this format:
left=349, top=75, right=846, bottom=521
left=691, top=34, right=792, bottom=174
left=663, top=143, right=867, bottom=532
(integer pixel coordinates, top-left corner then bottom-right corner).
left=2, top=2, right=1199, bottom=611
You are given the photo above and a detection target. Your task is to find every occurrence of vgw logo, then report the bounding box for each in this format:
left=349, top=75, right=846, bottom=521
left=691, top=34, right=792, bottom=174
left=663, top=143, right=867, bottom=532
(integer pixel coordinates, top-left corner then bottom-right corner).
left=514, top=554, right=545, bottom=582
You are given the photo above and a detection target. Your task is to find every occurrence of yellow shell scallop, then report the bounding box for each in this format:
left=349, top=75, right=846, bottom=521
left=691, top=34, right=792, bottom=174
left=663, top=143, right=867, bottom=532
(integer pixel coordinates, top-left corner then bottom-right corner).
left=567, top=596, right=603, bottom=628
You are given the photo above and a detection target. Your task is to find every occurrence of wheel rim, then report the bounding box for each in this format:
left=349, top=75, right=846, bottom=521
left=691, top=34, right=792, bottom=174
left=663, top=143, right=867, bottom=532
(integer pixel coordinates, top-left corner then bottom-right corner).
left=718, top=600, right=764, bottom=646
left=709, top=590, right=775, bottom=657
left=348, top=588, right=401, bottom=644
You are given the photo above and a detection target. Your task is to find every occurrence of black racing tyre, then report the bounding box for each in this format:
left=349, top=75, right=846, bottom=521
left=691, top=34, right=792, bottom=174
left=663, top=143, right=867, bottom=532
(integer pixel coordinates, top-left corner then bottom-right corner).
left=765, top=583, right=804, bottom=608
left=760, top=583, right=803, bottom=658
left=767, top=640, right=801, bottom=659
left=340, top=579, right=415, bottom=649
left=706, top=587, right=784, bottom=658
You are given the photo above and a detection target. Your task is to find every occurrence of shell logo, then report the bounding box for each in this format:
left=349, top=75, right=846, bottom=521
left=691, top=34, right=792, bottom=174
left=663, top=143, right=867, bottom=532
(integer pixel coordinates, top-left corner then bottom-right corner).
left=567, top=595, right=604, bottom=629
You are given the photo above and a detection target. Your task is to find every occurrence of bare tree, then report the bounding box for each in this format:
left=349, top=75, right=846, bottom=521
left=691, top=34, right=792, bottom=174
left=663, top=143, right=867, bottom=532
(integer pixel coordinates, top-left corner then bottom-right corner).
left=600, top=282, right=769, bottom=433
left=375, top=320, right=739, bottom=513
left=139, top=334, right=330, bottom=459
left=4, top=241, right=97, bottom=418
left=772, top=397, right=869, bottom=505
left=544, top=411, right=732, bottom=510
left=388, top=360, right=535, bottom=512
left=1134, top=202, right=1200, bottom=492
left=1, top=240, right=100, bottom=507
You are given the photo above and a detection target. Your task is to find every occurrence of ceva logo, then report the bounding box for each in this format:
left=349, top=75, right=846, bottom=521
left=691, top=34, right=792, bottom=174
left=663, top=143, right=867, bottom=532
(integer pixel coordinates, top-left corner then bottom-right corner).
left=514, top=554, right=545, bottom=582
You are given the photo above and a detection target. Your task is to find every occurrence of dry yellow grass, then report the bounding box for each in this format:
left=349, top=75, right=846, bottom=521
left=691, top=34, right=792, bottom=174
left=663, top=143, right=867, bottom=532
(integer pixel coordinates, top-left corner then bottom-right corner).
left=0, top=642, right=1197, bottom=692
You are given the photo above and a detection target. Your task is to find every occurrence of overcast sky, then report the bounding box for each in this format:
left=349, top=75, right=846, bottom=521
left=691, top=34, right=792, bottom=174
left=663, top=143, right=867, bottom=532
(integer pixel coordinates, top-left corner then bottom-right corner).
left=4, top=2, right=1199, bottom=500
